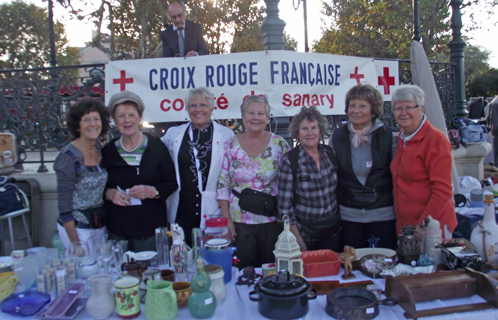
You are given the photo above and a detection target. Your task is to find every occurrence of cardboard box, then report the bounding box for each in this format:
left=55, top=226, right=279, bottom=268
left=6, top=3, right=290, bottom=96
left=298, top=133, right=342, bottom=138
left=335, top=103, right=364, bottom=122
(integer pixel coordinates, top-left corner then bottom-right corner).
left=453, top=212, right=498, bottom=240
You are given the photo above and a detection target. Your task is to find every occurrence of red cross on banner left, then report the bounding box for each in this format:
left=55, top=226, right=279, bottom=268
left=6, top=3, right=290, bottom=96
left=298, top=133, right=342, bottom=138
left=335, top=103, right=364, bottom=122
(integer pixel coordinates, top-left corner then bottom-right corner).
left=105, top=51, right=399, bottom=123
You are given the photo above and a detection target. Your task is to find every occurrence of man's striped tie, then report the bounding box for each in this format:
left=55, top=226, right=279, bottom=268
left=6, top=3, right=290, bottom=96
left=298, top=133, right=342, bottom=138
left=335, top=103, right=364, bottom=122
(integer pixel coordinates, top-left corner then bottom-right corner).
left=178, top=27, right=185, bottom=57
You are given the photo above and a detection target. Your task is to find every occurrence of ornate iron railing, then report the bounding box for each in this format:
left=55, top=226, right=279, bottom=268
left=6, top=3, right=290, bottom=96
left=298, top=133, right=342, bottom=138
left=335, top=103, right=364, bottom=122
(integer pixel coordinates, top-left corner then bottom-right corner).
left=0, top=60, right=456, bottom=170
left=0, top=64, right=105, bottom=172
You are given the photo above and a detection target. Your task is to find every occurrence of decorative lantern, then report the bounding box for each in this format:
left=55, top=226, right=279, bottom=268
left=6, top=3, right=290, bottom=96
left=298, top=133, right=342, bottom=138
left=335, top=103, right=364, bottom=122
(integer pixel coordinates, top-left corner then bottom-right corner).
left=273, top=216, right=303, bottom=275
left=396, top=225, right=423, bottom=264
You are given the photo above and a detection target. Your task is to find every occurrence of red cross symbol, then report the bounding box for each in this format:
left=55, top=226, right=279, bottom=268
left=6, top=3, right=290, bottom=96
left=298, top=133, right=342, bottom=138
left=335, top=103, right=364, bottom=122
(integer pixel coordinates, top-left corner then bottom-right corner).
left=378, top=67, right=395, bottom=95
left=113, top=70, right=134, bottom=91
left=350, top=67, right=365, bottom=85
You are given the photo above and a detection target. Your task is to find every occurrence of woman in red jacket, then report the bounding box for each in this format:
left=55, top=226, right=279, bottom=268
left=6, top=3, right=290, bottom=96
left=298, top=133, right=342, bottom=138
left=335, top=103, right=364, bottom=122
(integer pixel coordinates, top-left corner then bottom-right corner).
left=390, top=85, right=456, bottom=238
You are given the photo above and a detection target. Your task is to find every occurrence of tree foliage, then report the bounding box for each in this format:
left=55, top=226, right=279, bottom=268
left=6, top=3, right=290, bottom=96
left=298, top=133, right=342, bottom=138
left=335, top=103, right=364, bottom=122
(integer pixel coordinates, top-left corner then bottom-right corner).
left=464, top=44, right=491, bottom=86
left=314, top=0, right=451, bottom=60
left=67, top=0, right=296, bottom=60
left=0, top=0, right=80, bottom=70
left=467, top=68, right=498, bottom=97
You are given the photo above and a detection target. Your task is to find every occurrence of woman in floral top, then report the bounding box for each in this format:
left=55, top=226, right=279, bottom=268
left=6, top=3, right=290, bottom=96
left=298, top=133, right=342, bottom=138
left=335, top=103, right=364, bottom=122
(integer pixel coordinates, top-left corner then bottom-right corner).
left=217, top=95, right=290, bottom=269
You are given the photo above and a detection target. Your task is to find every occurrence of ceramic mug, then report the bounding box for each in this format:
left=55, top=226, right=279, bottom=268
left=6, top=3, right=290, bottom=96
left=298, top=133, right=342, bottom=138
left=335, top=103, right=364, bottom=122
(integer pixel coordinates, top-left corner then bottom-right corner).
left=144, top=280, right=178, bottom=320
left=160, top=269, right=175, bottom=282
left=172, top=281, right=193, bottom=308
left=140, top=269, right=160, bottom=291
left=114, top=276, right=141, bottom=319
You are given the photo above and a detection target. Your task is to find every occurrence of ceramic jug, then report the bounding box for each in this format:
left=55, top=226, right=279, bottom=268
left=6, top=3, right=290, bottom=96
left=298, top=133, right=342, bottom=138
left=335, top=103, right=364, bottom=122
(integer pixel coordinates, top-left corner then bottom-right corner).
left=204, top=264, right=226, bottom=304
left=144, top=280, right=178, bottom=320
left=188, top=259, right=216, bottom=318
left=471, top=192, right=498, bottom=264
left=114, top=276, right=141, bottom=319
left=86, top=274, right=115, bottom=320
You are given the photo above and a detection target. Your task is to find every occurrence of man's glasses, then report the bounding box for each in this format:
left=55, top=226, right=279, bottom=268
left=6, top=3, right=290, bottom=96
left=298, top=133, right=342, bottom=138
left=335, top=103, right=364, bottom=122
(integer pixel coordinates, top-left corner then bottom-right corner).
left=393, top=105, right=419, bottom=114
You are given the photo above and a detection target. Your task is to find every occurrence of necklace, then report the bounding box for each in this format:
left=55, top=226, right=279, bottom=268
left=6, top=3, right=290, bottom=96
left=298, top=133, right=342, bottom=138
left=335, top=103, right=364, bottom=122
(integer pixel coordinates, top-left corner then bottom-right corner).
left=120, top=132, right=143, bottom=152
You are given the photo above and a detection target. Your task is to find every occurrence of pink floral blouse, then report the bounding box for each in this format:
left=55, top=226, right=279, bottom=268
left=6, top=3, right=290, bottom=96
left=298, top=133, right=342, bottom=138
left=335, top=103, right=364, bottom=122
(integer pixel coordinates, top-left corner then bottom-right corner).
left=216, top=133, right=290, bottom=224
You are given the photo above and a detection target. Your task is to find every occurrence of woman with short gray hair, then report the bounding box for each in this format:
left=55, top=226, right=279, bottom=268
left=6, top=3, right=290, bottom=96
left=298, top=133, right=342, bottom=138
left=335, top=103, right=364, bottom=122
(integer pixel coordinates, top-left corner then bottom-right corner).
left=162, top=87, right=234, bottom=247
left=185, top=87, right=215, bottom=112
left=390, top=84, right=456, bottom=238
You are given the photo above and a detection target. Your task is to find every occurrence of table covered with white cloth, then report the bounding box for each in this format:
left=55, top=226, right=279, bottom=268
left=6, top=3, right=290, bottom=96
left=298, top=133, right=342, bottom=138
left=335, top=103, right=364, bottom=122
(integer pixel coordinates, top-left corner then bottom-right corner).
left=2, top=268, right=498, bottom=320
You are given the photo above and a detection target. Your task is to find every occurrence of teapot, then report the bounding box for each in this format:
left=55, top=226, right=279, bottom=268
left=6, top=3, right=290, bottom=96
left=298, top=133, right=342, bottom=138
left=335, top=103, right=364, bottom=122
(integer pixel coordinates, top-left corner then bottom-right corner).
left=121, top=258, right=145, bottom=279
left=123, top=251, right=158, bottom=268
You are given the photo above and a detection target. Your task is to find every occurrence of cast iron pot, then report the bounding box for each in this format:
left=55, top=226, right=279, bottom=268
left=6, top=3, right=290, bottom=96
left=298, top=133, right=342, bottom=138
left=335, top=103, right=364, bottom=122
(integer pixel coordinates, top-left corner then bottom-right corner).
left=326, top=287, right=397, bottom=320
left=249, top=270, right=317, bottom=320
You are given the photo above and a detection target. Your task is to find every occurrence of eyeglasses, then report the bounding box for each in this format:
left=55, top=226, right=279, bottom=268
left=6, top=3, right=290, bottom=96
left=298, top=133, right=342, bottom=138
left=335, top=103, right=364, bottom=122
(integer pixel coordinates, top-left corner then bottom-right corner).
left=393, top=105, right=419, bottom=114
left=189, top=104, right=210, bottom=110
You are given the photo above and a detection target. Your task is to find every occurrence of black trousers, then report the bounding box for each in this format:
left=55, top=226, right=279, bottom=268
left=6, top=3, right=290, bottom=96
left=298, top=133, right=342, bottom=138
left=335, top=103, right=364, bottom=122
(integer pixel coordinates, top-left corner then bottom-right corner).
left=340, top=219, right=397, bottom=250
left=233, top=221, right=282, bottom=270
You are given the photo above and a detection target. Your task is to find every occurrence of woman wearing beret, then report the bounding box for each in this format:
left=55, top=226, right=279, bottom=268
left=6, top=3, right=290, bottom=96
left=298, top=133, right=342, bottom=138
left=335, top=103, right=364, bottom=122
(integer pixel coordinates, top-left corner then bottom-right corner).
left=102, top=91, right=177, bottom=251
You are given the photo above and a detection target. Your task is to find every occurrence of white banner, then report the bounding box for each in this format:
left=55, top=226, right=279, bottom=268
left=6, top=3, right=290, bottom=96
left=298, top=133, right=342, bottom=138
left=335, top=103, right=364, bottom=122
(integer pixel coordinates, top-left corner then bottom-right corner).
left=105, top=51, right=399, bottom=122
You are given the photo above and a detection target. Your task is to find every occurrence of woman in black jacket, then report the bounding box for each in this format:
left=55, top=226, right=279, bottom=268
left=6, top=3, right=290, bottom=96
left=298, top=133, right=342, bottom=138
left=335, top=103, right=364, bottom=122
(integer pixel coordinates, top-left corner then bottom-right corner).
left=102, top=91, right=177, bottom=251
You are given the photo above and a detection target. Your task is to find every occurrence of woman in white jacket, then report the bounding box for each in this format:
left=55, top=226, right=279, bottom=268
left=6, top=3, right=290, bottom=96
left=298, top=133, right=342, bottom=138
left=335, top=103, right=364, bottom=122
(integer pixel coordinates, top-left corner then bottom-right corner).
left=161, top=87, right=234, bottom=246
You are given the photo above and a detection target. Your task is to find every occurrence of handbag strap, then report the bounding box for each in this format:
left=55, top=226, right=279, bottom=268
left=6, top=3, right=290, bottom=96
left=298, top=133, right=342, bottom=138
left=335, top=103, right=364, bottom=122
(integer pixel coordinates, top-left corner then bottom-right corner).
left=288, top=144, right=335, bottom=210
left=287, top=147, right=300, bottom=210
left=232, top=189, right=241, bottom=198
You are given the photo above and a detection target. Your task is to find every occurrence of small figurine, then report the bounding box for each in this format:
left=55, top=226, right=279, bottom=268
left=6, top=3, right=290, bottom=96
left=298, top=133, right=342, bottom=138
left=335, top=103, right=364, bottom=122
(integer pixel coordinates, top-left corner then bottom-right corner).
left=417, top=253, right=434, bottom=266
left=339, top=245, right=357, bottom=280
left=236, top=266, right=262, bottom=286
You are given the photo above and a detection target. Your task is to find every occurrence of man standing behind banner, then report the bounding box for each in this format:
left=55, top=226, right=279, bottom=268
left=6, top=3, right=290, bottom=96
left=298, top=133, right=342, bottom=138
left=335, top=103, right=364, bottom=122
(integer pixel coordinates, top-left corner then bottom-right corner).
left=160, top=1, right=209, bottom=58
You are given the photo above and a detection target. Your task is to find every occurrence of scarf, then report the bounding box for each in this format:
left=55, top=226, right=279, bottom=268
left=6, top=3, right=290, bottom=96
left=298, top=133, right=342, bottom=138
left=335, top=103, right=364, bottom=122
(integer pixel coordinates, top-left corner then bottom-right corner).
left=188, top=121, right=213, bottom=190
left=351, top=122, right=373, bottom=148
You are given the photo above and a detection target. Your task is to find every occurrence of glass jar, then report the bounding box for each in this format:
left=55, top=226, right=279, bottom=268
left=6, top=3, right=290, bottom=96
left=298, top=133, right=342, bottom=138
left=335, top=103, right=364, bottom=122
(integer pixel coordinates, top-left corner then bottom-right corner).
left=202, top=218, right=232, bottom=244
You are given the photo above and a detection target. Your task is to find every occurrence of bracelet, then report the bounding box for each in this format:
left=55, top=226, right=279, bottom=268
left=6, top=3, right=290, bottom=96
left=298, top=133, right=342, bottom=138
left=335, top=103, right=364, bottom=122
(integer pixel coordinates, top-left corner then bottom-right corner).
left=298, top=241, right=305, bottom=247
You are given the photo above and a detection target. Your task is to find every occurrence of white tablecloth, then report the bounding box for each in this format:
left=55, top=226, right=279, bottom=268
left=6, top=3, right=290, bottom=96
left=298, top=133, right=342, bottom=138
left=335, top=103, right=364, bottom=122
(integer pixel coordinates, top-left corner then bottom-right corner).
left=2, top=269, right=498, bottom=320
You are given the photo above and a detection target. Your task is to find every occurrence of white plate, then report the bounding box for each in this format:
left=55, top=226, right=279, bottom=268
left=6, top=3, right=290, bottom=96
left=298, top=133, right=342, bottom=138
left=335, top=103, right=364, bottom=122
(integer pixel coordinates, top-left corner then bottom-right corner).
left=134, top=251, right=157, bottom=260
left=0, top=256, right=11, bottom=269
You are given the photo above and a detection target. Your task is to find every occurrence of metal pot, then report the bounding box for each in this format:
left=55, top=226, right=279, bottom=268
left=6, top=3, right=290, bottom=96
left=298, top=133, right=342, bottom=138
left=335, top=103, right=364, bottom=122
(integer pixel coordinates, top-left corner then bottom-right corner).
left=326, top=287, right=397, bottom=320
left=249, top=270, right=317, bottom=320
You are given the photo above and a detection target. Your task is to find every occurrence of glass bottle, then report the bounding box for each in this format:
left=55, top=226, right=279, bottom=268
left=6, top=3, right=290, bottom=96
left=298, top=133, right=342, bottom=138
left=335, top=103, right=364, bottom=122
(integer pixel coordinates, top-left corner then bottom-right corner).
left=188, top=259, right=216, bottom=319
left=471, top=192, right=498, bottom=264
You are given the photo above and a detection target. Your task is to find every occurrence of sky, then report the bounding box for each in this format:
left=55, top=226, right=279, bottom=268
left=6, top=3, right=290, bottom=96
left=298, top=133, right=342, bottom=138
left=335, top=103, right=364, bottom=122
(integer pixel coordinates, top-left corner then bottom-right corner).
left=3, top=0, right=498, bottom=68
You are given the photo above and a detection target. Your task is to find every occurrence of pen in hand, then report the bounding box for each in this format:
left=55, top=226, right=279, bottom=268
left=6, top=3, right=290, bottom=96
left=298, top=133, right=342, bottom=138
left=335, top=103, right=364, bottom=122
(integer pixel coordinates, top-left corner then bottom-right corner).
left=117, top=186, right=131, bottom=206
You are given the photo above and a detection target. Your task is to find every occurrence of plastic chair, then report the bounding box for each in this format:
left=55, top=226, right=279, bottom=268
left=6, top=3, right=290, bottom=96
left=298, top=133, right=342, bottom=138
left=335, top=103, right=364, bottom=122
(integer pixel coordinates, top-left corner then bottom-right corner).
left=0, top=189, right=32, bottom=255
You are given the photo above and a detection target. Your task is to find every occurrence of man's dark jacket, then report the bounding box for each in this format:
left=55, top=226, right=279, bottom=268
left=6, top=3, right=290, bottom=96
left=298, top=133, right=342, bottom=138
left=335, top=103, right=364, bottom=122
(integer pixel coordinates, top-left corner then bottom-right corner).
left=160, top=20, right=209, bottom=57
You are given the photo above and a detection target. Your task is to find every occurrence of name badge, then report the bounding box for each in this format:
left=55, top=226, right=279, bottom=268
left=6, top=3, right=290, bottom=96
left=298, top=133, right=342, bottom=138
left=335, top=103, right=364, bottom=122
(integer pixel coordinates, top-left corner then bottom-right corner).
left=366, top=161, right=372, bottom=168
left=136, top=155, right=142, bottom=161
